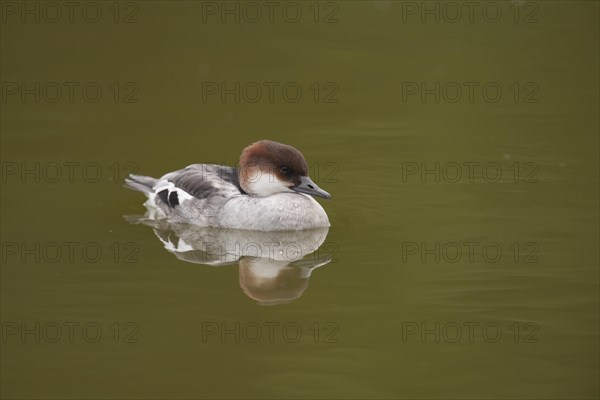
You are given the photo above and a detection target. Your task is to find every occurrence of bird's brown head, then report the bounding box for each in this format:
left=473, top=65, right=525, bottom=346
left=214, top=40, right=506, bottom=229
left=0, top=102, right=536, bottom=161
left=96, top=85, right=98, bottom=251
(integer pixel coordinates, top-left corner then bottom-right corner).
left=238, top=140, right=331, bottom=199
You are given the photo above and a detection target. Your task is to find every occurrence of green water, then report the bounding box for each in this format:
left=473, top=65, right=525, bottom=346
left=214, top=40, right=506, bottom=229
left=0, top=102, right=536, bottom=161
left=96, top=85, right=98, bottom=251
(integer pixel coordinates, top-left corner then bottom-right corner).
left=1, top=1, right=598, bottom=398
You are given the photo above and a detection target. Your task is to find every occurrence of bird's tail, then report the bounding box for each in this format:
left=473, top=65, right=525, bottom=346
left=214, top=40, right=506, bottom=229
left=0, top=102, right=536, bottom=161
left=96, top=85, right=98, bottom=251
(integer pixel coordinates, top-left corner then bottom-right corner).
left=124, top=174, right=157, bottom=194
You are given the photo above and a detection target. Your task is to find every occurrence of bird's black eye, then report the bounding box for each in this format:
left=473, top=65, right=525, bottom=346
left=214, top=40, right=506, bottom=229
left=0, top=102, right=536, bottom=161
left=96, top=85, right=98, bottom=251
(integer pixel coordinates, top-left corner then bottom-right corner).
left=280, top=166, right=291, bottom=175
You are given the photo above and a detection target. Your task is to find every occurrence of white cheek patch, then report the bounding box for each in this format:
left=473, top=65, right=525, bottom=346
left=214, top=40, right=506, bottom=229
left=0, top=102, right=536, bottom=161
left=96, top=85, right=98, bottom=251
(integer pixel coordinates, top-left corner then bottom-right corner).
left=246, top=170, right=291, bottom=196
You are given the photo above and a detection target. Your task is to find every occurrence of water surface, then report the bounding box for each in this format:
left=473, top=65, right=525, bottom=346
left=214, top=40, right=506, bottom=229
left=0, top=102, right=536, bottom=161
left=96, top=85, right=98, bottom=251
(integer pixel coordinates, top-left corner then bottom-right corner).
left=1, top=1, right=598, bottom=398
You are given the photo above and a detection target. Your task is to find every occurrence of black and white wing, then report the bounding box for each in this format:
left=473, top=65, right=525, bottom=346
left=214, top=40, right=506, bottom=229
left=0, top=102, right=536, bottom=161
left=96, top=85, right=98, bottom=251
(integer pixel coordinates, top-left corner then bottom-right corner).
left=125, top=164, right=244, bottom=225
left=154, top=164, right=244, bottom=208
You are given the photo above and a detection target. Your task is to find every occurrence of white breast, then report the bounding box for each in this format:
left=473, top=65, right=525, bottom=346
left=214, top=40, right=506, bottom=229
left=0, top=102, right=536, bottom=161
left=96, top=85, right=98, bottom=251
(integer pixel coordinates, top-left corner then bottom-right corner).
left=218, top=193, right=330, bottom=231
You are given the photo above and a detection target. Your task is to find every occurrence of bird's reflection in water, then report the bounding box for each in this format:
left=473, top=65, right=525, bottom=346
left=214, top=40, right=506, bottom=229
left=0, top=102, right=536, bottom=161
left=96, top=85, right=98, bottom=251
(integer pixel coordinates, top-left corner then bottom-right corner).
left=126, top=215, right=331, bottom=305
